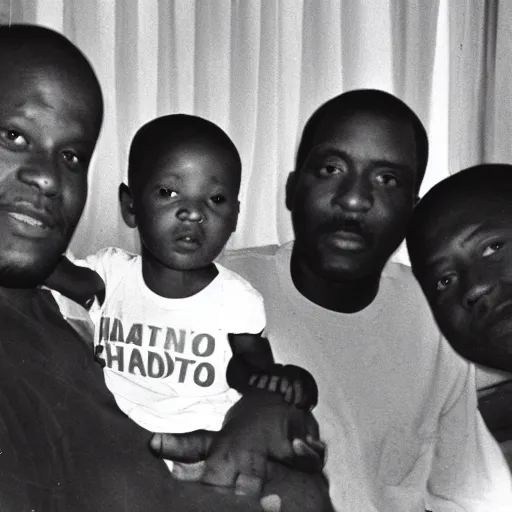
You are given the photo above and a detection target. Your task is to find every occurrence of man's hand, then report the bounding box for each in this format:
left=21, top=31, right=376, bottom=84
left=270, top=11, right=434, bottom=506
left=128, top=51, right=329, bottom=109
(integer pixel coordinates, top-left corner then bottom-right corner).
left=45, top=256, right=105, bottom=310
left=249, top=364, right=319, bottom=411
left=149, top=391, right=331, bottom=511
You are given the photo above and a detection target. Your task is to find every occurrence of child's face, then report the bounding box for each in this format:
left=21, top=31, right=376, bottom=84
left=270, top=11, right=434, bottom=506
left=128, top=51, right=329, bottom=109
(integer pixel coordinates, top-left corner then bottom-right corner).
left=133, top=139, right=240, bottom=271
left=413, top=195, right=512, bottom=372
left=0, top=62, right=100, bottom=286
left=287, top=111, right=418, bottom=280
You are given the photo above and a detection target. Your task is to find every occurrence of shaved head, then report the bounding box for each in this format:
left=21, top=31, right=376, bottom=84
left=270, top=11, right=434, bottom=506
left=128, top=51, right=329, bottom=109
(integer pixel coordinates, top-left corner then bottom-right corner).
left=0, top=24, right=103, bottom=134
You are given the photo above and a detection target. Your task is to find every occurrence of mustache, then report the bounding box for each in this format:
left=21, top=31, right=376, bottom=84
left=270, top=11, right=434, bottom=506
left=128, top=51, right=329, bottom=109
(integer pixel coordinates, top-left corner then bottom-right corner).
left=316, top=215, right=370, bottom=238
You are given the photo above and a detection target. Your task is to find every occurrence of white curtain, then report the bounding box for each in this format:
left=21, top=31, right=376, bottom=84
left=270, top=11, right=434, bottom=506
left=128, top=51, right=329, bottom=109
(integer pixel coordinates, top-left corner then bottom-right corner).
left=0, top=0, right=504, bottom=265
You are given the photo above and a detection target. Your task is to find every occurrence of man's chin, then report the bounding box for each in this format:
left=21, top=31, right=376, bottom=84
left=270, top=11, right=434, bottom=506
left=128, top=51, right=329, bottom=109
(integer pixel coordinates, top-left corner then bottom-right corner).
left=451, top=334, right=512, bottom=374
left=0, top=259, right=60, bottom=289
left=316, top=257, right=381, bottom=283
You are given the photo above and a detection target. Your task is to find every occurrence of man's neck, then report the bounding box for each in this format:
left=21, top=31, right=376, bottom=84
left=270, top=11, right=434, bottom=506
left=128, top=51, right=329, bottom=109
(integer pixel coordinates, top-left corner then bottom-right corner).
left=290, top=250, right=382, bottom=313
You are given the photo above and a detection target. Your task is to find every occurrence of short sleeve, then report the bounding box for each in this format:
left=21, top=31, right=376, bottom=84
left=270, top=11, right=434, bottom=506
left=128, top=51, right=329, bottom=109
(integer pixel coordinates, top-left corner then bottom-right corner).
left=67, top=247, right=133, bottom=287
left=426, top=349, right=512, bottom=510
left=221, top=273, right=266, bottom=335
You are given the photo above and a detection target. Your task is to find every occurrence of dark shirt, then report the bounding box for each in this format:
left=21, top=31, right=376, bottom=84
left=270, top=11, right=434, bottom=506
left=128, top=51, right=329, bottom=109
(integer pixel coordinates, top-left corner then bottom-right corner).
left=0, top=287, right=261, bottom=511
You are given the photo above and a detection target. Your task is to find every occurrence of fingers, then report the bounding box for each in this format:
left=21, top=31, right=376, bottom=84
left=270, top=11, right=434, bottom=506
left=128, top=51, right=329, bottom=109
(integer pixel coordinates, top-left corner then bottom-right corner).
left=284, top=385, right=294, bottom=403
left=149, top=430, right=214, bottom=462
left=279, top=376, right=290, bottom=395
left=267, top=375, right=280, bottom=393
left=260, top=494, right=282, bottom=512
left=293, top=436, right=326, bottom=461
left=234, top=473, right=263, bottom=497
left=203, top=448, right=267, bottom=497
left=290, top=438, right=324, bottom=472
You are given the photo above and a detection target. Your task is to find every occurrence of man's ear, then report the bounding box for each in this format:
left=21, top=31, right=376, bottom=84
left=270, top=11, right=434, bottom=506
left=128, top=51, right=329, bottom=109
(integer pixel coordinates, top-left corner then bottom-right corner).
left=285, top=171, right=298, bottom=211
left=119, top=183, right=137, bottom=228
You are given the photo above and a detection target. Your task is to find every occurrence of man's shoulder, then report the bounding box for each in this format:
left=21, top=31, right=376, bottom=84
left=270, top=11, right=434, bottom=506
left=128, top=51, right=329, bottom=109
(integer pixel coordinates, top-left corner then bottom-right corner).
left=382, top=259, right=426, bottom=299
left=220, top=244, right=281, bottom=272
left=221, top=244, right=281, bottom=262
left=218, top=244, right=285, bottom=292
left=382, top=258, right=415, bottom=281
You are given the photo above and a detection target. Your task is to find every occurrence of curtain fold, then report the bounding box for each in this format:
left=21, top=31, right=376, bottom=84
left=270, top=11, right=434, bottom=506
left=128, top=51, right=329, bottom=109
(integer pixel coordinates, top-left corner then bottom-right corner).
left=449, top=0, right=512, bottom=174
left=1, top=0, right=504, bottom=264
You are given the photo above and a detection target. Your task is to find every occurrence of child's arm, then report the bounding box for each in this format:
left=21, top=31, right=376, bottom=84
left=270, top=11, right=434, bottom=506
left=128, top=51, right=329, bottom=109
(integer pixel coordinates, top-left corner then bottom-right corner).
left=45, top=256, right=105, bottom=310
left=227, top=332, right=318, bottom=411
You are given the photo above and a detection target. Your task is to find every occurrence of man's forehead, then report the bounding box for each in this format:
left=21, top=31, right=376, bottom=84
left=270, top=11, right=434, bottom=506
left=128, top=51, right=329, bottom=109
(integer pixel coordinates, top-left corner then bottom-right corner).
left=315, top=111, right=415, bottom=148
left=423, top=197, right=512, bottom=248
left=311, top=111, right=416, bottom=163
left=0, top=63, right=101, bottom=133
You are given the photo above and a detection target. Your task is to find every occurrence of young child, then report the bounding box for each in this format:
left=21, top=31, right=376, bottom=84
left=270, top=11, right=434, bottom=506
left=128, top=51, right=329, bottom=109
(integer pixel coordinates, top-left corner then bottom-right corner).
left=47, top=114, right=318, bottom=473
left=406, top=163, right=512, bottom=473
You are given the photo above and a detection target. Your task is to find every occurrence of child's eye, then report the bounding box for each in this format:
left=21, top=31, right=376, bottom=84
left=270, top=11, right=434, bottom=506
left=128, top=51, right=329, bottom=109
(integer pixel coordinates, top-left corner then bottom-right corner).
left=318, top=165, right=343, bottom=177
left=0, top=129, right=28, bottom=148
left=482, top=241, right=504, bottom=257
left=159, top=188, right=178, bottom=198
left=376, top=173, right=400, bottom=188
left=435, top=275, right=454, bottom=293
left=211, top=195, right=226, bottom=204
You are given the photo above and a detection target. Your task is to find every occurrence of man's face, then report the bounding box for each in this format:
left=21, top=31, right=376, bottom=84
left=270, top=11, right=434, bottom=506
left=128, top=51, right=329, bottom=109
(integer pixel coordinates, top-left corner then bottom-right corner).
left=0, top=63, right=100, bottom=286
left=413, top=195, right=512, bottom=372
left=133, top=139, right=239, bottom=271
left=288, top=111, right=418, bottom=281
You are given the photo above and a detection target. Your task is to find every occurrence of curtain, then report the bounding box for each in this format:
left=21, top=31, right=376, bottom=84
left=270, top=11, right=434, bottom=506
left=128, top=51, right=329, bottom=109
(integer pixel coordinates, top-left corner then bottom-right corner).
left=0, top=0, right=501, bottom=265
left=449, top=0, right=512, bottom=172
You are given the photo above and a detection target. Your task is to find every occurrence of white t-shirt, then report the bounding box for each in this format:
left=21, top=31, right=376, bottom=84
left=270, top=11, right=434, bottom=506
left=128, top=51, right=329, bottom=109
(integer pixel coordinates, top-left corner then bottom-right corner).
left=73, top=247, right=266, bottom=434
left=220, top=242, right=512, bottom=512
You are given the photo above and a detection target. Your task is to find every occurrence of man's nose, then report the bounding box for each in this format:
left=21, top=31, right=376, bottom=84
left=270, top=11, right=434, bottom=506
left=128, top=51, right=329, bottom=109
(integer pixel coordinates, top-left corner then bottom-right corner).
left=16, top=153, right=61, bottom=198
left=334, top=174, right=373, bottom=213
left=462, top=270, right=495, bottom=310
left=176, top=200, right=204, bottom=223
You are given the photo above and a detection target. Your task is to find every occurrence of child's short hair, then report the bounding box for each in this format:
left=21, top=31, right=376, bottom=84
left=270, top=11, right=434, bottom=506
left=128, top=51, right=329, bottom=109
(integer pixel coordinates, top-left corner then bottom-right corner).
left=0, top=24, right=103, bottom=122
left=128, top=114, right=242, bottom=190
left=295, top=89, right=429, bottom=192
left=406, top=163, right=512, bottom=269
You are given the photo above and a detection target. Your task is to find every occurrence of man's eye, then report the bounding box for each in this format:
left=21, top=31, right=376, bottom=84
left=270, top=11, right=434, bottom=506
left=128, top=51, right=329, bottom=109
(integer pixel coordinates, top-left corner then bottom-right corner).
left=211, top=195, right=226, bottom=204
left=61, top=150, right=81, bottom=167
left=0, top=129, right=28, bottom=148
left=376, top=173, right=399, bottom=187
left=159, top=188, right=178, bottom=198
left=318, top=165, right=343, bottom=177
left=482, top=241, right=504, bottom=257
left=436, top=275, right=453, bottom=292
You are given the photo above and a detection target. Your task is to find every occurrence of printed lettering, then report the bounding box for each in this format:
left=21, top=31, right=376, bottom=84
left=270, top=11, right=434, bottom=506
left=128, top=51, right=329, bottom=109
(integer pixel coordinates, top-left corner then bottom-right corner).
left=105, top=343, right=124, bottom=372
left=164, top=351, right=175, bottom=377
left=147, top=351, right=165, bottom=378
left=193, top=362, right=215, bottom=387
left=175, top=357, right=195, bottom=382
left=148, top=325, right=162, bottom=347
left=125, top=323, right=143, bottom=346
left=164, top=327, right=186, bottom=353
left=110, top=317, right=125, bottom=342
left=99, top=316, right=110, bottom=341
left=191, top=333, right=215, bottom=357
left=128, top=348, right=147, bottom=377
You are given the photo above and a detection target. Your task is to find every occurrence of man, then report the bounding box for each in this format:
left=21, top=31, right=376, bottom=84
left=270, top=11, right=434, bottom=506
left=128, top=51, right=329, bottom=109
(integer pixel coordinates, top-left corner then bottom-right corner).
left=221, top=90, right=512, bottom=510
left=0, top=23, right=332, bottom=511
left=407, top=163, right=512, bottom=472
